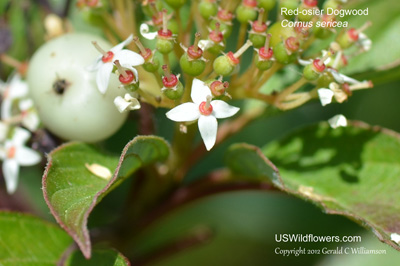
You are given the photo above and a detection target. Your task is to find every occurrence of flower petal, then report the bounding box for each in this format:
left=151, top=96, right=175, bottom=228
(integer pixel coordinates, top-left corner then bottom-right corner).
left=18, top=98, right=33, bottom=111
left=12, top=127, right=31, bottom=145
left=391, top=233, right=400, bottom=244
left=114, top=96, right=131, bottom=113
left=321, top=50, right=332, bottom=65
left=358, top=33, right=372, bottom=51
left=328, top=114, right=347, bottom=129
left=191, top=78, right=212, bottom=104
left=211, top=100, right=240, bottom=119
left=86, top=57, right=103, bottom=71
left=3, top=159, right=19, bottom=194
left=15, top=146, right=41, bottom=166
left=317, top=88, right=334, bottom=106
left=8, top=74, right=28, bottom=99
left=198, top=40, right=213, bottom=50
left=1, top=99, right=12, bottom=120
left=114, top=94, right=141, bottom=113
left=22, top=112, right=40, bottom=132
left=114, top=50, right=145, bottom=67
left=329, top=83, right=347, bottom=103
left=198, top=115, right=218, bottom=151
left=166, top=103, right=200, bottom=122
left=140, top=23, right=158, bottom=40
left=96, top=62, right=114, bottom=94
left=110, top=34, right=134, bottom=53
left=298, top=58, right=312, bottom=66
left=328, top=69, right=360, bottom=85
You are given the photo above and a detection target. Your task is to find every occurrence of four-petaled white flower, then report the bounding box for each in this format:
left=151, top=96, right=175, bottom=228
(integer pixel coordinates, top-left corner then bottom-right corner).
left=0, top=127, right=41, bottom=194
left=166, top=79, right=239, bottom=151
left=88, top=34, right=145, bottom=94
left=114, top=93, right=141, bottom=113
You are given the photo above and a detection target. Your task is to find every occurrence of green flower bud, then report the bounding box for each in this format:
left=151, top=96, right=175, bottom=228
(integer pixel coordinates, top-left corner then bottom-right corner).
left=210, top=20, right=232, bottom=38
left=181, top=58, right=203, bottom=76
left=298, top=0, right=318, bottom=22
left=249, top=8, right=268, bottom=48
left=337, top=22, right=371, bottom=49
left=199, top=0, right=218, bottom=19
left=236, top=0, right=258, bottom=24
left=210, top=9, right=234, bottom=37
left=163, top=82, right=184, bottom=100
left=162, top=65, right=184, bottom=100
left=156, top=29, right=174, bottom=54
left=180, top=33, right=206, bottom=76
left=303, top=59, right=326, bottom=81
left=268, top=22, right=296, bottom=47
left=259, top=0, right=276, bottom=11
left=273, top=37, right=299, bottom=64
left=213, top=54, right=235, bottom=76
left=256, top=47, right=274, bottom=71
left=249, top=34, right=267, bottom=48
left=143, top=57, right=160, bottom=72
left=213, top=40, right=253, bottom=76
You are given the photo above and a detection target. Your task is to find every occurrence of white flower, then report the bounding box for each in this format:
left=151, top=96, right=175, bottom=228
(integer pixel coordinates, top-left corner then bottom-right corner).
left=166, top=79, right=239, bottom=151
left=328, top=114, right=347, bottom=129
left=87, top=34, right=145, bottom=94
left=1, top=74, right=29, bottom=120
left=114, top=93, right=141, bottom=113
left=0, top=127, right=41, bottom=194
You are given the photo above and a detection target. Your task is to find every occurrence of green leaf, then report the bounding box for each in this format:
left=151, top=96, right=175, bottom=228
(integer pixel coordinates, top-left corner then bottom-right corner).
left=0, top=212, right=72, bottom=266
left=263, top=121, right=400, bottom=251
left=43, top=136, right=170, bottom=259
left=225, top=143, right=279, bottom=183
left=64, top=246, right=130, bottom=266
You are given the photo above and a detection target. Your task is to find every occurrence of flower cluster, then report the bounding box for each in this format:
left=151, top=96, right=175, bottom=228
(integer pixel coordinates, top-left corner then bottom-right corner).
left=0, top=0, right=376, bottom=192
left=80, top=0, right=374, bottom=150
left=0, top=74, right=41, bottom=194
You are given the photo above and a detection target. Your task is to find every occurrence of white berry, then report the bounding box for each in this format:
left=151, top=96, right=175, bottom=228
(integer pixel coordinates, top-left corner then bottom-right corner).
left=27, top=33, right=128, bottom=142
